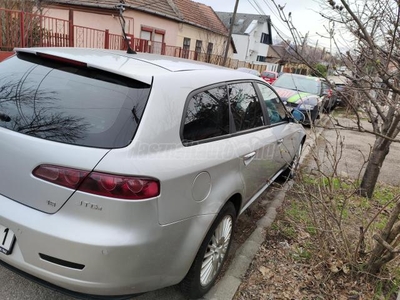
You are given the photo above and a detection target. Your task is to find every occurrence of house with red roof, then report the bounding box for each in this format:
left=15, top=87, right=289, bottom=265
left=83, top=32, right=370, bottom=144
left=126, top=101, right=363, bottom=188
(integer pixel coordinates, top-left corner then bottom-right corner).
left=40, top=0, right=235, bottom=61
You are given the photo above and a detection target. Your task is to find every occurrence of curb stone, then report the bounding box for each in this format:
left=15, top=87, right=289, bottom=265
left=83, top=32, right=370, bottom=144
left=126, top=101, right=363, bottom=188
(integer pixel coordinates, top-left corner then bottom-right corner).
left=203, top=183, right=291, bottom=300
left=206, top=116, right=330, bottom=300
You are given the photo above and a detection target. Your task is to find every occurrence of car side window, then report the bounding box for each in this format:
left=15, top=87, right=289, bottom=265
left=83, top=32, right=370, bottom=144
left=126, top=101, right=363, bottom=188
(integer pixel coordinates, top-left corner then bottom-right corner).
left=182, top=86, right=229, bottom=142
left=229, top=82, right=264, bottom=132
left=256, top=83, right=287, bottom=124
left=322, top=81, right=330, bottom=95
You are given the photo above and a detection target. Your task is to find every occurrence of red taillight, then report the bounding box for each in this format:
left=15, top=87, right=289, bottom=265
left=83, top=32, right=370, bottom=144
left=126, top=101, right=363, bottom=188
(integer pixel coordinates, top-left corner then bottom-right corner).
left=33, top=165, right=160, bottom=200
left=33, top=165, right=89, bottom=189
left=80, top=172, right=160, bottom=200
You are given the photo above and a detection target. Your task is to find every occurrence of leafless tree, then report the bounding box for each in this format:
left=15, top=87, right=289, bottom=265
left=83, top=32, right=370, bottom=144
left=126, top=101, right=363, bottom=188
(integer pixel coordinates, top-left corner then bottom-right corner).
left=326, top=0, right=400, bottom=201
left=271, top=0, right=400, bottom=276
left=272, top=0, right=400, bottom=198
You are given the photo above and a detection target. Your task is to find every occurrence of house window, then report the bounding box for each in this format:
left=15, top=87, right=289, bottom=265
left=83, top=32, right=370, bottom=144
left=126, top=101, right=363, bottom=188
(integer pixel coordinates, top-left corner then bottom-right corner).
left=195, top=40, right=202, bottom=60
left=207, top=42, right=213, bottom=54
left=206, top=42, right=213, bottom=62
left=139, top=26, right=165, bottom=54
left=182, top=37, right=191, bottom=58
left=256, top=55, right=266, bottom=62
left=140, top=31, right=151, bottom=40
left=195, top=40, right=202, bottom=53
left=153, top=32, right=164, bottom=55
left=260, top=32, right=272, bottom=44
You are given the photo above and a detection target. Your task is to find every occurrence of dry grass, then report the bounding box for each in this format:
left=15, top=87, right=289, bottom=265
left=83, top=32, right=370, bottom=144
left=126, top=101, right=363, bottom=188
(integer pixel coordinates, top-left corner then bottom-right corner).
left=233, top=176, right=400, bottom=300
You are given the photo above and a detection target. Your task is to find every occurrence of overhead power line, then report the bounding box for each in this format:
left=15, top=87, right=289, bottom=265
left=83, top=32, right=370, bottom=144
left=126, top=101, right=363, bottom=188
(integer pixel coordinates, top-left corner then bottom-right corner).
left=247, top=0, right=263, bottom=14
left=261, top=0, right=289, bottom=30
left=252, top=0, right=266, bottom=15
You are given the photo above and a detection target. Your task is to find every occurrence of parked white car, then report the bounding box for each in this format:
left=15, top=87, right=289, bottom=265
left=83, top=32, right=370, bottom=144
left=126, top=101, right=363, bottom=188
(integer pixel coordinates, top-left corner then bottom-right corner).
left=0, top=48, right=306, bottom=298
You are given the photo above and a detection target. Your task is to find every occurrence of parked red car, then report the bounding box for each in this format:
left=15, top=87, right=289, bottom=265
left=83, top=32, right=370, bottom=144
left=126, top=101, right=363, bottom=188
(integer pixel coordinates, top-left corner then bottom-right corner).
left=261, top=70, right=278, bottom=84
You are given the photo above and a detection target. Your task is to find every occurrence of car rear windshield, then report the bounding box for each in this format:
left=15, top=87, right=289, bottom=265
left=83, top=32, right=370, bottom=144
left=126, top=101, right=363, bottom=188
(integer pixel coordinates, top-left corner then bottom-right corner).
left=0, top=53, right=151, bottom=148
left=261, top=71, right=276, bottom=79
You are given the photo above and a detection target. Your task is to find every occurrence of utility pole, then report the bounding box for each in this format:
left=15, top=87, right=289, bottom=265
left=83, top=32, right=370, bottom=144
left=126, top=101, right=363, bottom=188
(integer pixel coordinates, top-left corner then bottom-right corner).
left=223, top=0, right=239, bottom=66
left=312, top=39, right=319, bottom=60
left=300, top=31, right=309, bottom=56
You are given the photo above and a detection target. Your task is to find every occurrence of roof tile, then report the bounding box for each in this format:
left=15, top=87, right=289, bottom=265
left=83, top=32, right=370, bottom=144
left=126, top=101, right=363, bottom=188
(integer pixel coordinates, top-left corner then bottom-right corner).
left=51, top=0, right=180, bottom=20
left=51, top=0, right=228, bottom=36
left=174, top=0, right=228, bottom=36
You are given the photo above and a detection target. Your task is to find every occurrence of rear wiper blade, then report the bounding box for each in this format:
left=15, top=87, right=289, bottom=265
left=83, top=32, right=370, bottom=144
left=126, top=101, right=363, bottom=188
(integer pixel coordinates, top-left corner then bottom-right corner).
left=0, top=112, right=11, bottom=122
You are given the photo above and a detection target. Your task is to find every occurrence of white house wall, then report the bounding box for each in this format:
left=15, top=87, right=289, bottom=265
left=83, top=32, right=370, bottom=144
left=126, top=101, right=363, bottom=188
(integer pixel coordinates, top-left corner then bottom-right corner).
left=233, top=20, right=271, bottom=64
left=232, top=34, right=249, bottom=61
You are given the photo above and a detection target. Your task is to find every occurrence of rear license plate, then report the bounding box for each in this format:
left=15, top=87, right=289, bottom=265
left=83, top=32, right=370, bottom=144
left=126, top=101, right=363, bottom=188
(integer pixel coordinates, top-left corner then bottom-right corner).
left=0, top=224, right=15, bottom=255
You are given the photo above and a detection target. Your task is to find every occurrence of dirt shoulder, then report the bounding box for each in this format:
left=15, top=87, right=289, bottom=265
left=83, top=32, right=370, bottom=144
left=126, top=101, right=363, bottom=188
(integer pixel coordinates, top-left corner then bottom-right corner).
left=233, top=115, right=400, bottom=300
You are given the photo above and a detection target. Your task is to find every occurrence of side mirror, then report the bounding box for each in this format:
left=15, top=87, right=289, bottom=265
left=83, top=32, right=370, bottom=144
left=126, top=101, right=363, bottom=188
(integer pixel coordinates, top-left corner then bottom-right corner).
left=291, top=109, right=305, bottom=123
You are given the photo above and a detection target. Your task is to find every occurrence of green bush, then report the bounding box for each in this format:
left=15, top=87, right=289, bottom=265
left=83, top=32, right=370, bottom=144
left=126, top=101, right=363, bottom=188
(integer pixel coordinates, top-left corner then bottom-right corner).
left=311, top=63, right=328, bottom=77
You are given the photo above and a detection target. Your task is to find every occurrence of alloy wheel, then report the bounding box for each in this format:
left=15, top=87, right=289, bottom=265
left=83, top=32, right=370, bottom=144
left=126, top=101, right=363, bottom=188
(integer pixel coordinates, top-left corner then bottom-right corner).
left=200, top=215, right=233, bottom=286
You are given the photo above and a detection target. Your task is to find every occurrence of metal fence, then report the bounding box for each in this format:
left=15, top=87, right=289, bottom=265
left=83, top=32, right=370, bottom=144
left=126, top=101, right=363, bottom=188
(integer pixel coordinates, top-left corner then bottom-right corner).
left=0, top=8, right=71, bottom=50
left=0, top=7, right=279, bottom=72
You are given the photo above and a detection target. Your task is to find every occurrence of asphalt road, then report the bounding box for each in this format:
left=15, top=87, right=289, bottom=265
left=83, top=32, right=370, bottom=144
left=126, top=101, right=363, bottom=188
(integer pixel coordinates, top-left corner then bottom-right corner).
left=305, top=116, right=400, bottom=186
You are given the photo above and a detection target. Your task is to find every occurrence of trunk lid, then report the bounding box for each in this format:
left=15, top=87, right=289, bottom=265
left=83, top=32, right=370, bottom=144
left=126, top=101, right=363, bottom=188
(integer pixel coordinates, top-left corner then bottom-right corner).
left=0, top=129, right=108, bottom=213
left=0, top=51, right=151, bottom=213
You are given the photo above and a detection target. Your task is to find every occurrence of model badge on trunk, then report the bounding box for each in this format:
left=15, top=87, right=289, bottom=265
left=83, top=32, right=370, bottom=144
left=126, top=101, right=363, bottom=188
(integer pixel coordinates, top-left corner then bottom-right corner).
left=79, top=200, right=103, bottom=211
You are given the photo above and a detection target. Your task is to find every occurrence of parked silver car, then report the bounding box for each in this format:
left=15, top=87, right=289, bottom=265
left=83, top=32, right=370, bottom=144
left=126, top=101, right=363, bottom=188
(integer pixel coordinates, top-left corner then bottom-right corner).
left=0, top=48, right=306, bottom=298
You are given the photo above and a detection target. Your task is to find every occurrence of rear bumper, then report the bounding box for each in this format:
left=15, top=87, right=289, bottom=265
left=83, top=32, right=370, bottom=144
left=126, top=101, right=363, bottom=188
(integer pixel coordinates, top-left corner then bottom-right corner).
left=0, top=193, right=214, bottom=296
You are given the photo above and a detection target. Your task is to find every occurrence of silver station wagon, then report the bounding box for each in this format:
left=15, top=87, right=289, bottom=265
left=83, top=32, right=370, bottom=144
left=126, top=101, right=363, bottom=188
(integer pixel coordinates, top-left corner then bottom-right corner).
left=0, top=48, right=306, bottom=298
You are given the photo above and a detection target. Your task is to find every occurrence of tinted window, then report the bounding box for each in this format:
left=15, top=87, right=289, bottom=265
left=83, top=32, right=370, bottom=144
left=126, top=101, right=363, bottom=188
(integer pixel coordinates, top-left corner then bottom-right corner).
left=237, top=68, right=260, bottom=77
left=261, top=71, right=277, bottom=79
left=257, top=83, right=287, bottom=124
left=183, top=86, right=229, bottom=142
left=322, top=81, right=330, bottom=95
left=0, top=54, right=150, bottom=148
left=229, top=82, right=264, bottom=131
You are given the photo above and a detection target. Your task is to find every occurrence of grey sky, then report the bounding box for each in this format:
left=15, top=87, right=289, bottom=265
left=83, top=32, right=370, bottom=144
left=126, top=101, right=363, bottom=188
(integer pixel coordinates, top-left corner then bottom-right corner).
left=195, top=0, right=336, bottom=49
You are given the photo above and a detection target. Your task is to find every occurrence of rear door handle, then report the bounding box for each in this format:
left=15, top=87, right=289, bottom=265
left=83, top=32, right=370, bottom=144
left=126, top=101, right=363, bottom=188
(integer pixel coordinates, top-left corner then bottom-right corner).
left=243, top=151, right=256, bottom=166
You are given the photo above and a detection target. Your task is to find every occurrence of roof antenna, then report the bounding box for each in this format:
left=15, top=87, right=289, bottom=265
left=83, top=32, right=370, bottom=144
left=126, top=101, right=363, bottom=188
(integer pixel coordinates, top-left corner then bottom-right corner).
left=116, top=0, right=136, bottom=54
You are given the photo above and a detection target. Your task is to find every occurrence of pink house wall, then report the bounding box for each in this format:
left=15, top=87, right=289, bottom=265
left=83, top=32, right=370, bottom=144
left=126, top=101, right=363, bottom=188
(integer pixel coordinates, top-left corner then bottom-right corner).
left=42, top=7, right=69, bottom=20
left=43, top=7, right=179, bottom=47
left=125, top=10, right=179, bottom=46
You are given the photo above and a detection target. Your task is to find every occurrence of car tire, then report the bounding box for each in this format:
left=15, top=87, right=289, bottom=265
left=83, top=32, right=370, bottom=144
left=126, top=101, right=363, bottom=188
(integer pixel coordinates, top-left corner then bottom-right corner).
left=180, top=201, right=236, bottom=299
left=323, top=103, right=333, bottom=114
left=322, top=101, right=331, bottom=114
left=280, top=143, right=303, bottom=180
